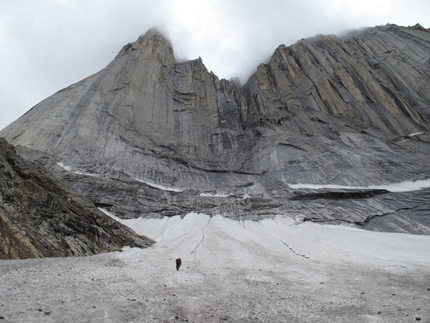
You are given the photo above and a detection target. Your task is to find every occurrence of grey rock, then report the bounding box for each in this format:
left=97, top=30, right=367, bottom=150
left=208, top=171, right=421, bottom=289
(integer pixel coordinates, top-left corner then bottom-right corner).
left=1, top=25, right=430, bottom=234
left=0, top=138, right=154, bottom=259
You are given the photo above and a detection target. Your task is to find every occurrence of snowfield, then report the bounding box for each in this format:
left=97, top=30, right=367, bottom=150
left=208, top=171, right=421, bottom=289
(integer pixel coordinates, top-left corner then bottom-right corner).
left=1, top=212, right=429, bottom=322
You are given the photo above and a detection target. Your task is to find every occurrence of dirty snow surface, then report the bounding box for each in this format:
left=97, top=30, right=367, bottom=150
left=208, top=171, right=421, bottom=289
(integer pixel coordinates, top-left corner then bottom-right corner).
left=1, top=213, right=430, bottom=323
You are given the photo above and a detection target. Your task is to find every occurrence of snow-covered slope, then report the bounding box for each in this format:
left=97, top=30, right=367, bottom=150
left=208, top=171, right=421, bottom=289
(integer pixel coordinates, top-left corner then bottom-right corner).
left=123, top=213, right=430, bottom=269
left=1, top=213, right=429, bottom=322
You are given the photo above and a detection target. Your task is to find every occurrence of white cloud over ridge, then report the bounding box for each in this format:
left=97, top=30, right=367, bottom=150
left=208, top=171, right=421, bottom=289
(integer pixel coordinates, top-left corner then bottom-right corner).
left=0, top=0, right=429, bottom=130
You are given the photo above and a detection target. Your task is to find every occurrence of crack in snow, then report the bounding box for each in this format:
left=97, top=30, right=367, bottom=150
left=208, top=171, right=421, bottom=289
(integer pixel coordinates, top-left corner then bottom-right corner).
left=277, top=238, right=309, bottom=259
left=190, top=216, right=212, bottom=254
left=259, top=222, right=309, bottom=259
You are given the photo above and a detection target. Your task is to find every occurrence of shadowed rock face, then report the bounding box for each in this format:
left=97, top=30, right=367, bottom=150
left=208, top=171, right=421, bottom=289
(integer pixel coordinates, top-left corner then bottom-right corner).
left=1, top=24, right=430, bottom=234
left=0, top=138, right=154, bottom=259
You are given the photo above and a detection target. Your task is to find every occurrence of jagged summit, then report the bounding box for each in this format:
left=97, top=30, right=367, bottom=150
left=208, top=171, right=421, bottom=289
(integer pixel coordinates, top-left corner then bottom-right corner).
left=115, top=27, right=174, bottom=61
left=115, top=28, right=210, bottom=75
left=1, top=24, right=430, bottom=234
left=140, top=26, right=169, bottom=39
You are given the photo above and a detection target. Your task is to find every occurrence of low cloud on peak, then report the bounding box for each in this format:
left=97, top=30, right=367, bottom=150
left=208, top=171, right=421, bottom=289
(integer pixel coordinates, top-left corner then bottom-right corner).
left=0, top=0, right=429, bottom=130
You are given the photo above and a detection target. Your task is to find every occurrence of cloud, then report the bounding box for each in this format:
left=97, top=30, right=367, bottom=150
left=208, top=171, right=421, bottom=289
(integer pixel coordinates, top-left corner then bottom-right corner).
left=0, top=0, right=429, bottom=130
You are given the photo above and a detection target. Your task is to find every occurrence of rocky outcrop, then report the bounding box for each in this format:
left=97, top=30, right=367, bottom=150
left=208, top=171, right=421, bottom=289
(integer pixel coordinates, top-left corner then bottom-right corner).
left=0, top=138, right=154, bottom=259
left=244, top=24, right=430, bottom=135
left=1, top=24, right=430, bottom=235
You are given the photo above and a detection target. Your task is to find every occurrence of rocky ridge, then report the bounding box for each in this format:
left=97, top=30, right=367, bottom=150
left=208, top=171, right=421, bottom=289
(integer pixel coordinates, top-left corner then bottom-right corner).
left=0, top=138, right=154, bottom=259
left=1, top=24, right=430, bottom=235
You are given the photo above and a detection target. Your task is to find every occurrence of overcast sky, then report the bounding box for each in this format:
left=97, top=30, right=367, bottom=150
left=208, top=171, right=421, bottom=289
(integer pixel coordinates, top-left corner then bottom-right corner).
left=1, top=0, right=429, bottom=131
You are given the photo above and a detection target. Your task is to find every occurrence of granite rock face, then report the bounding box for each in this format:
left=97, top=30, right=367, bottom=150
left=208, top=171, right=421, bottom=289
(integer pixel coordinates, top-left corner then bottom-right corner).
left=0, top=138, right=154, bottom=259
left=1, top=24, right=430, bottom=234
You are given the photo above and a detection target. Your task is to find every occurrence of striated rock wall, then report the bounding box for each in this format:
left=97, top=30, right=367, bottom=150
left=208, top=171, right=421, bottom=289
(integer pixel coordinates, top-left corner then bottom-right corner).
left=0, top=138, right=154, bottom=259
left=1, top=24, right=430, bottom=234
left=243, top=24, right=430, bottom=135
left=2, top=29, right=248, bottom=169
left=3, top=25, right=429, bottom=183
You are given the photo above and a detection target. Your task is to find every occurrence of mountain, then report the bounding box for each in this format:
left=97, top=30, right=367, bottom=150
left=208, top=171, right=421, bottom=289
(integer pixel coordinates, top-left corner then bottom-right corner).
left=0, top=138, right=154, bottom=259
left=1, top=24, right=430, bottom=235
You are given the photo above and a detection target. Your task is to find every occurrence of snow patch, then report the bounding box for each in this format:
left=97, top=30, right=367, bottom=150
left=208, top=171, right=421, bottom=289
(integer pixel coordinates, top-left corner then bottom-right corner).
left=133, top=177, right=183, bottom=192
left=368, top=179, right=430, bottom=192
left=57, top=162, right=98, bottom=177
left=242, top=193, right=251, bottom=200
left=74, top=170, right=99, bottom=177
left=199, top=192, right=231, bottom=197
left=408, top=132, right=424, bottom=136
left=56, top=162, right=71, bottom=171
left=289, top=179, right=430, bottom=192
